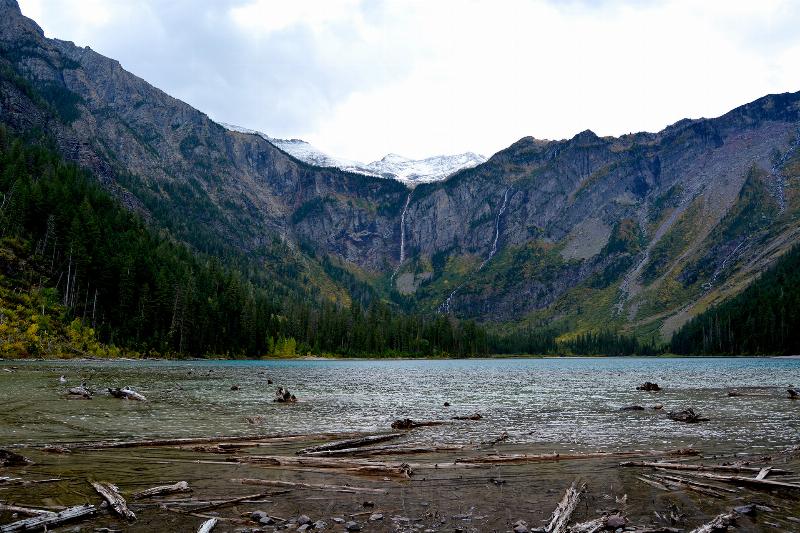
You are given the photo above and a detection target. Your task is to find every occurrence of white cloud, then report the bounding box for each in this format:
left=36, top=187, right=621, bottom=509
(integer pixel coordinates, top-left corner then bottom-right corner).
left=16, top=0, right=800, bottom=162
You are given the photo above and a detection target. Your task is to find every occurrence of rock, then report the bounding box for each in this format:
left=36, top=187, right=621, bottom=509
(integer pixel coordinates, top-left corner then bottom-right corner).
left=443, top=401, right=450, bottom=407
left=345, top=521, right=361, bottom=531
left=788, top=388, right=799, bottom=399
left=332, top=518, right=345, bottom=524
left=513, top=520, right=529, bottom=533
left=369, top=513, right=384, bottom=521
left=67, top=384, right=93, bottom=399
left=391, top=418, right=415, bottom=429
left=313, top=520, right=327, bottom=529
left=636, top=382, right=661, bottom=391
left=650, top=403, right=664, bottom=409
left=606, top=515, right=627, bottom=529
left=259, top=516, right=275, bottom=526
left=733, top=504, right=756, bottom=515
left=620, top=405, right=645, bottom=411
left=362, top=501, right=374, bottom=508
left=297, top=525, right=311, bottom=532
left=297, top=515, right=311, bottom=525
left=251, top=511, right=268, bottom=522
left=231, top=384, right=240, bottom=391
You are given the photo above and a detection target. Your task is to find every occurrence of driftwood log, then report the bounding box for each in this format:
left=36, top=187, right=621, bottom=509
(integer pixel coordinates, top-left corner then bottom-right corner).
left=197, top=517, right=218, bottom=533
left=682, top=471, right=800, bottom=492
left=304, top=443, right=470, bottom=458
left=390, top=418, right=447, bottom=429
left=0, top=449, right=32, bottom=467
left=67, top=384, right=93, bottom=399
left=0, top=503, right=55, bottom=517
left=458, top=448, right=698, bottom=465
left=619, top=461, right=791, bottom=475
left=132, top=480, right=191, bottom=499
left=91, top=481, right=136, bottom=521
left=297, top=433, right=403, bottom=455
left=451, top=413, right=483, bottom=420
left=546, top=481, right=585, bottom=533
left=0, top=504, right=97, bottom=533
left=569, top=517, right=606, bottom=533
left=234, top=478, right=387, bottom=494
left=108, top=386, right=147, bottom=401
left=688, top=511, right=738, bottom=533
left=232, top=455, right=414, bottom=478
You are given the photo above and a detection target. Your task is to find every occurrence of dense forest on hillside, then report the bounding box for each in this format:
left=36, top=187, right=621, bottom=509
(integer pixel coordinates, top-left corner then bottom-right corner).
left=670, top=245, right=800, bottom=355
left=0, top=128, right=659, bottom=358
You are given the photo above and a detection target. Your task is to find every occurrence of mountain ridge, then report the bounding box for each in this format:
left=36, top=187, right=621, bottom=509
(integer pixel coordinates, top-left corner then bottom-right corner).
left=2, top=0, right=800, bottom=345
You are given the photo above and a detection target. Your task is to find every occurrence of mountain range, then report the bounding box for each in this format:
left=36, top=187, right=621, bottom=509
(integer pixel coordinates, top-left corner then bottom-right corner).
left=1, top=0, right=799, bottom=345
left=220, top=122, right=486, bottom=186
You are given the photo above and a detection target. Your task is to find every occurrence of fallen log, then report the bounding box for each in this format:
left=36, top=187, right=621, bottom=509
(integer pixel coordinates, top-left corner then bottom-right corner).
left=67, top=384, right=92, bottom=399
left=232, top=455, right=414, bottom=478
left=755, top=467, right=772, bottom=480
left=197, top=518, right=218, bottom=533
left=650, top=472, right=737, bottom=494
left=233, top=478, right=387, bottom=494
left=0, top=449, right=32, bottom=467
left=297, top=433, right=404, bottom=455
left=451, top=413, right=482, bottom=420
left=688, top=510, right=738, bottom=533
left=0, top=503, right=55, bottom=517
left=644, top=473, right=726, bottom=498
left=680, top=472, right=800, bottom=492
left=303, top=443, right=470, bottom=458
left=91, top=481, right=136, bottom=521
left=189, top=490, right=276, bottom=513
left=568, top=517, right=605, bottom=533
left=390, top=418, right=448, bottom=430
left=546, top=480, right=584, bottom=533
left=132, top=480, right=191, bottom=499
left=0, top=504, right=96, bottom=533
left=108, top=386, right=147, bottom=401
left=619, top=461, right=792, bottom=475
left=459, top=448, right=699, bottom=465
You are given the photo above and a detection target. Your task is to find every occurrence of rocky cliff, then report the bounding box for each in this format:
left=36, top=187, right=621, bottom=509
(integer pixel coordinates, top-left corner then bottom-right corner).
left=2, top=0, right=799, bottom=340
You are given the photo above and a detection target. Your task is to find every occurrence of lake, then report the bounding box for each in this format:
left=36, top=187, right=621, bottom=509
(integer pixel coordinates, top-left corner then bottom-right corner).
left=1, top=357, right=798, bottom=453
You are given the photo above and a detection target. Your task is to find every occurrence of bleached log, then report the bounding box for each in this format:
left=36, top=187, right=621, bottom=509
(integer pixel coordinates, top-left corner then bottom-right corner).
left=91, top=481, right=136, bottom=521
left=197, top=518, right=218, bottom=533
left=568, top=517, right=605, bottom=533
left=297, top=433, right=404, bottom=455
left=189, top=491, right=276, bottom=513
left=0, top=503, right=55, bottom=516
left=132, top=480, right=191, bottom=499
left=688, top=511, right=738, bottom=533
left=108, top=386, right=146, bottom=401
left=0, top=504, right=96, bottom=533
left=233, top=455, right=414, bottom=478
left=460, top=448, right=698, bottom=465
left=233, top=478, right=387, bottom=494
left=546, top=481, right=584, bottom=533
left=619, top=461, right=791, bottom=475
left=680, top=471, right=800, bottom=491
left=304, top=443, right=470, bottom=457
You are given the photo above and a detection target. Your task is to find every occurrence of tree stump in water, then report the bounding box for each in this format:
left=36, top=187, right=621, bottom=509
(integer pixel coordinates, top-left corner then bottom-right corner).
left=667, top=408, right=708, bottom=423
left=274, top=387, right=297, bottom=403
left=637, top=382, right=661, bottom=391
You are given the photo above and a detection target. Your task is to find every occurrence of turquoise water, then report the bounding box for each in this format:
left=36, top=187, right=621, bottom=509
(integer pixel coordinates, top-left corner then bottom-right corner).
left=1, top=357, right=798, bottom=452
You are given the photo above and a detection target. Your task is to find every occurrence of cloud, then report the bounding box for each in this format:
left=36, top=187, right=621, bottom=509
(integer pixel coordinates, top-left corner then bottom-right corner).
left=17, top=0, right=800, bottom=162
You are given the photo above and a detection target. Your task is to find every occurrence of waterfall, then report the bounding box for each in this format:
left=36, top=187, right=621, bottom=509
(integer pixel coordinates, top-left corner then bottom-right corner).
left=480, top=187, right=511, bottom=270
left=392, top=191, right=413, bottom=280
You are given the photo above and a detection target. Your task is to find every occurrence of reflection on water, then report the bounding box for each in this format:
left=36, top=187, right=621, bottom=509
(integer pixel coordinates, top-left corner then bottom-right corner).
left=1, top=357, right=798, bottom=453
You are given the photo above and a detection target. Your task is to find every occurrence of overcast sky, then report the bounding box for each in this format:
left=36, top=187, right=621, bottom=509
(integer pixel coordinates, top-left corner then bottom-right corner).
left=17, top=0, right=800, bottom=162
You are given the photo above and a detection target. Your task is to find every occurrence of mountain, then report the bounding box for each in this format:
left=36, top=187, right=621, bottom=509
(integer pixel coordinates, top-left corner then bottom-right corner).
left=2, top=0, right=800, bottom=349
left=220, top=122, right=486, bottom=186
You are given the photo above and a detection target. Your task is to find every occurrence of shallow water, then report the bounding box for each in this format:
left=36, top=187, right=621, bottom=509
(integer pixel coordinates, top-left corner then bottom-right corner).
left=1, top=357, right=798, bottom=453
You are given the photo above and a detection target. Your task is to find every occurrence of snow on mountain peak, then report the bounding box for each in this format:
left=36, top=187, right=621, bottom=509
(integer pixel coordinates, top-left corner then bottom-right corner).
left=219, top=122, right=486, bottom=186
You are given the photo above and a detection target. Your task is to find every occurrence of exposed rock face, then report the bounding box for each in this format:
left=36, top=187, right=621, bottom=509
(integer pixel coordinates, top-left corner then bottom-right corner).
left=2, top=0, right=800, bottom=336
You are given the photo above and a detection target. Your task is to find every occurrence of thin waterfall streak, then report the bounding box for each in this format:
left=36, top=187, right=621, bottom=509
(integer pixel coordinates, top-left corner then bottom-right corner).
left=392, top=191, right=413, bottom=280
left=480, top=187, right=511, bottom=270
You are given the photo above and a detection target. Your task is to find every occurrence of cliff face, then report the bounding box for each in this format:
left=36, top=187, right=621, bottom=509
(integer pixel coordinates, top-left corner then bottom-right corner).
left=2, top=0, right=799, bottom=338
